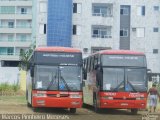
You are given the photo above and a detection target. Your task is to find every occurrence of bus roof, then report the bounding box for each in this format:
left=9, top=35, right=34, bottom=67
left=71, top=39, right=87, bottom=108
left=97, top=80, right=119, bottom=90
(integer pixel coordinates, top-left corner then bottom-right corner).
left=97, top=50, right=145, bottom=55
left=35, top=47, right=81, bottom=53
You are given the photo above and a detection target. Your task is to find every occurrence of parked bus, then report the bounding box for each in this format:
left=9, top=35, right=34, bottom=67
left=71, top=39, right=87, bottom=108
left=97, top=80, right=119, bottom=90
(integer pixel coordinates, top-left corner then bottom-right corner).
left=83, top=50, right=148, bottom=114
left=26, top=47, right=83, bottom=113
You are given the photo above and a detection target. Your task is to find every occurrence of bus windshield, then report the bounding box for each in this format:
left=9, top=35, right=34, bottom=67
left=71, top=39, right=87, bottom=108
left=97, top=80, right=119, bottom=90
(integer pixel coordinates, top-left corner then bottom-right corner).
left=34, top=65, right=81, bottom=91
left=102, top=67, right=147, bottom=92
left=126, top=68, right=147, bottom=92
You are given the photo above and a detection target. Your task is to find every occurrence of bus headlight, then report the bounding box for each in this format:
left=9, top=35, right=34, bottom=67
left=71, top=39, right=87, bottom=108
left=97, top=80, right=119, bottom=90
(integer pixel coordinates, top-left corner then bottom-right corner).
left=102, top=96, right=113, bottom=100
left=136, top=97, right=145, bottom=100
left=33, top=93, right=47, bottom=97
left=70, top=94, right=82, bottom=98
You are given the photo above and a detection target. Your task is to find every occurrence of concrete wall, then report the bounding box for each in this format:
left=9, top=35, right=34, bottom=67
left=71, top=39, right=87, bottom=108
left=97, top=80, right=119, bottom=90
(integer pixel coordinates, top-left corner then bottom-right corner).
left=0, top=67, right=19, bottom=84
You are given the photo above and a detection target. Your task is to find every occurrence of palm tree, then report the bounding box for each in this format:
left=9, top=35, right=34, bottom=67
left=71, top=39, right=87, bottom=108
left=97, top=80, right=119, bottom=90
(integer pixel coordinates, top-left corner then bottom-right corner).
left=19, top=42, right=35, bottom=71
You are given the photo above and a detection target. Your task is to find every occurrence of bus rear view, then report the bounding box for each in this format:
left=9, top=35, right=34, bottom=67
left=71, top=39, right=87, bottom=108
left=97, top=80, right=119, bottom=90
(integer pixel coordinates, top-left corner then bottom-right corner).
left=26, top=47, right=83, bottom=113
left=83, top=50, right=148, bottom=114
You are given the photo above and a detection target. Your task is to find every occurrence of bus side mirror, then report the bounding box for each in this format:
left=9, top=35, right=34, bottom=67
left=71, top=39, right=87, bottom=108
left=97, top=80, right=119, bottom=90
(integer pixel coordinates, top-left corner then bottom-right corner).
left=30, top=66, right=34, bottom=77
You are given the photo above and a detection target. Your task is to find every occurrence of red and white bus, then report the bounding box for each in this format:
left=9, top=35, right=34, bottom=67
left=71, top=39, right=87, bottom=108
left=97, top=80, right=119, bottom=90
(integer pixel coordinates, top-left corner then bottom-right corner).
left=26, top=47, right=83, bottom=113
left=83, top=50, right=148, bottom=114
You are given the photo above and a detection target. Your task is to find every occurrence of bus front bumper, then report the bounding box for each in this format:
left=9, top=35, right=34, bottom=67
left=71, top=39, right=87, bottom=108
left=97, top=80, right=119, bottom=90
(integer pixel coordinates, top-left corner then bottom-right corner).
left=32, top=97, right=82, bottom=108
left=100, top=99, right=147, bottom=109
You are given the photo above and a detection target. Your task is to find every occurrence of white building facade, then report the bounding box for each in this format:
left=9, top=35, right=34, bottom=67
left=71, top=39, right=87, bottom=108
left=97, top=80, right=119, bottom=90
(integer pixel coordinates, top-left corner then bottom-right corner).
left=0, top=0, right=33, bottom=67
left=35, top=0, right=160, bottom=79
left=0, top=0, right=34, bottom=84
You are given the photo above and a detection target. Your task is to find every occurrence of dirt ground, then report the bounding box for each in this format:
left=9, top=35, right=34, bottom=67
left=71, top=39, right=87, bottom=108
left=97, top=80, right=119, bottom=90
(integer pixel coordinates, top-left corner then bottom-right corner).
left=0, top=104, right=159, bottom=120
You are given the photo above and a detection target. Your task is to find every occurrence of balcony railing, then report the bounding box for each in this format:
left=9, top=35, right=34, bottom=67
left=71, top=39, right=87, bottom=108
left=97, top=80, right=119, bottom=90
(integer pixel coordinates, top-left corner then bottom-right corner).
left=0, top=52, right=20, bottom=56
left=0, top=12, right=32, bottom=15
left=92, top=34, right=112, bottom=38
left=0, top=0, right=32, bottom=1
left=0, top=39, right=32, bottom=42
left=92, top=13, right=112, bottom=17
left=0, top=25, right=32, bottom=28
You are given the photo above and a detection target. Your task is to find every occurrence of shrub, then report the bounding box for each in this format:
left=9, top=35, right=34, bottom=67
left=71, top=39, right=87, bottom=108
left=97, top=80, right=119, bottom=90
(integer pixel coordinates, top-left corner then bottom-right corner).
left=0, top=83, right=20, bottom=92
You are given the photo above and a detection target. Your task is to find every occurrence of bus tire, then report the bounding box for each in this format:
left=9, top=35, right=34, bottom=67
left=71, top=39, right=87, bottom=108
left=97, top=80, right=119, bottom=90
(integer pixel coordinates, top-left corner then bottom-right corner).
left=131, top=109, right=138, bottom=115
left=26, top=90, right=28, bottom=100
left=27, top=102, right=32, bottom=107
left=32, top=107, right=38, bottom=112
left=70, top=108, right=76, bottom=113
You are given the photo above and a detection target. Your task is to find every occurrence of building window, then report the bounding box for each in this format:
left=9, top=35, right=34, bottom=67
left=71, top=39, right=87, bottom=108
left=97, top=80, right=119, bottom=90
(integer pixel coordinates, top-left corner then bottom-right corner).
left=39, top=2, right=47, bottom=13
left=154, top=6, right=159, bottom=11
left=39, top=24, right=46, bottom=34
left=92, top=4, right=112, bottom=17
left=8, top=35, right=14, bottom=42
left=137, top=6, right=145, bottom=16
left=73, top=3, right=81, bottom=14
left=44, top=24, right=46, bottom=34
left=92, top=25, right=112, bottom=38
left=0, top=6, right=15, bottom=14
left=20, top=34, right=26, bottom=42
left=153, top=49, right=158, bottom=54
left=136, top=28, right=145, bottom=38
left=8, top=22, right=14, bottom=28
left=7, top=47, right=14, bottom=55
left=120, top=6, right=129, bottom=15
left=21, top=8, right=27, bottom=14
left=73, top=25, right=81, bottom=35
left=120, top=28, right=128, bottom=37
left=20, top=21, right=27, bottom=28
left=153, top=27, right=159, bottom=32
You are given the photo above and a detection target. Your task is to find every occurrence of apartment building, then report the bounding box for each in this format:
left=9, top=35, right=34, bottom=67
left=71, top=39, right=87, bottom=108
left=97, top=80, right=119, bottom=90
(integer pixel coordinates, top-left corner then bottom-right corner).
left=35, top=0, right=160, bottom=82
left=0, top=0, right=33, bottom=67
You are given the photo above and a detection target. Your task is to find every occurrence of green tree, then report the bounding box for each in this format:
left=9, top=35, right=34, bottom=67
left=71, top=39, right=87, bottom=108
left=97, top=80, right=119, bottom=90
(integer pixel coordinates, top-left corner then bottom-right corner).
left=19, top=43, right=35, bottom=71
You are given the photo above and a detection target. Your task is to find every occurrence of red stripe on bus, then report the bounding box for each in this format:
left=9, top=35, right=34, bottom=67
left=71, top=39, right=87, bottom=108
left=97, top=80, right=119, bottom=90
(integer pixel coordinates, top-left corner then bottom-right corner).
left=35, top=47, right=81, bottom=53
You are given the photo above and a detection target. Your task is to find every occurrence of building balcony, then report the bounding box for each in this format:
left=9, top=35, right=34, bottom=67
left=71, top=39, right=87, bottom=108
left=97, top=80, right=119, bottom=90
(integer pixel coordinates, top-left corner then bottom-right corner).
left=0, top=13, right=32, bottom=19
left=0, top=0, right=32, bottom=6
left=0, top=27, right=32, bottom=33
left=91, top=15, right=114, bottom=25
left=0, top=40, right=32, bottom=47
left=0, top=53, right=20, bottom=61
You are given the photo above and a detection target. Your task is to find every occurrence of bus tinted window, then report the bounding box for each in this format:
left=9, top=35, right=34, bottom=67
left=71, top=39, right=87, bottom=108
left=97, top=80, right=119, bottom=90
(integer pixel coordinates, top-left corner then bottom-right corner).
left=101, top=55, right=146, bottom=67
left=35, top=52, right=82, bottom=65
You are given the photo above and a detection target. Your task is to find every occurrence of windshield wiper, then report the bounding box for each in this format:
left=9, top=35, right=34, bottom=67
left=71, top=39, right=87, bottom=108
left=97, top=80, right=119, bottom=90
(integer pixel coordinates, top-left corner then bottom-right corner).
left=112, top=81, right=124, bottom=91
left=126, top=76, right=137, bottom=92
left=60, top=76, right=70, bottom=91
left=47, top=72, right=57, bottom=90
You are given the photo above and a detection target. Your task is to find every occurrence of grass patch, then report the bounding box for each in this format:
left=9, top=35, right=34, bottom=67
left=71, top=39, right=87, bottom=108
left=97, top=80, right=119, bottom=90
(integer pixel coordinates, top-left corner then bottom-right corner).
left=0, top=83, right=20, bottom=92
left=0, top=96, right=26, bottom=105
left=0, top=83, right=26, bottom=105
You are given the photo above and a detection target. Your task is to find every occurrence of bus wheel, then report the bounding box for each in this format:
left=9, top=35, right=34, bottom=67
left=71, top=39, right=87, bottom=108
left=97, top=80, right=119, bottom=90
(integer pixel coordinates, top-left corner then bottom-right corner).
left=70, top=108, right=76, bottom=113
left=27, top=102, right=32, bottom=107
left=32, top=107, right=38, bottom=112
left=131, top=109, right=138, bottom=115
